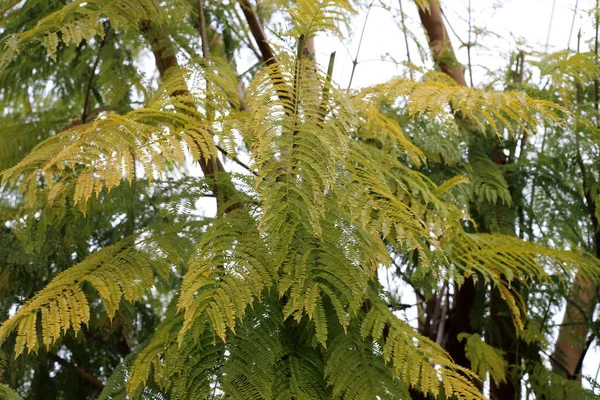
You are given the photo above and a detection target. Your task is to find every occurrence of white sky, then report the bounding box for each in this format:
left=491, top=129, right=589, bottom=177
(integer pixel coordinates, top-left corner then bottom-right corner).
left=316, top=0, right=592, bottom=89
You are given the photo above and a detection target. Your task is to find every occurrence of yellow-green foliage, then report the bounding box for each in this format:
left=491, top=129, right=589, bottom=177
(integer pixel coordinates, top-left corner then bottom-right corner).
left=0, top=383, right=23, bottom=400
left=1, top=62, right=240, bottom=211
left=178, top=210, right=274, bottom=343
left=2, top=1, right=599, bottom=398
left=0, top=0, right=189, bottom=68
left=458, top=333, right=507, bottom=385
left=448, top=232, right=600, bottom=329
left=360, top=294, right=484, bottom=400
left=536, top=51, right=600, bottom=104
left=469, top=155, right=512, bottom=206
left=360, top=77, right=567, bottom=135
left=287, top=0, right=355, bottom=38
left=0, top=234, right=175, bottom=357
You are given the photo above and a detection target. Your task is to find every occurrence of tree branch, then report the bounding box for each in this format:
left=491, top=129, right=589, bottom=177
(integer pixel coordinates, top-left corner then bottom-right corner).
left=237, top=0, right=277, bottom=66
left=82, top=23, right=109, bottom=123
left=197, top=0, right=210, bottom=59
left=417, top=0, right=468, bottom=87
left=49, top=352, right=105, bottom=390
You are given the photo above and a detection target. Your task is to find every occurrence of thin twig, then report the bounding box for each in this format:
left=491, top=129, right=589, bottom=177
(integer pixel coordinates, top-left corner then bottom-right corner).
left=237, top=0, right=291, bottom=104
left=197, top=0, right=210, bottom=58
left=237, top=0, right=277, bottom=66
left=546, top=0, right=557, bottom=52
left=215, top=144, right=257, bottom=176
left=82, top=23, right=109, bottom=123
left=435, top=286, right=449, bottom=345
left=567, top=0, right=579, bottom=49
left=398, top=0, right=413, bottom=80
left=0, top=0, right=22, bottom=17
left=347, top=1, right=374, bottom=90
left=440, top=10, right=466, bottom=46
left=466, top=0, right=474, bottom=87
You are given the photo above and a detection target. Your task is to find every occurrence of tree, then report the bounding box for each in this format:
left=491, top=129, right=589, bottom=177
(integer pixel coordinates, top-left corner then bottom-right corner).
left=0, top=1, right=598, bottom=399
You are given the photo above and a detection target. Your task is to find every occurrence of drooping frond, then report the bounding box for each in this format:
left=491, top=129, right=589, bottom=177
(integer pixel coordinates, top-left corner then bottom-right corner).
left=0, top=384, right=23, bottom=400
left=246, top=50, right=355, bottom=236
left=219, top=302, right=285, bottom=400
left=359, top=77, right=567, bottom=135
left=325, top=327, right=410, bottom=399
left=527, top=364, right=598, bottom=400
left=448, top=232, right=600, bottom=328
left=458, top=333, right=507, bottom=385
left=360, top=293, right=483, bottom=400
left=352, top=98, right=427, bottom=166
left=0, top=111, right=64, bottom=171
left=177, top=209, right=274, bottom=342
left=287, top=0, right=355, bottom=39
left=0, top=66, right=230, bottom=210
left=0, top=233, right=178, bottom=356
left=469, top=156, right=512, bottom=206
left=341, top=141, right=441, bottom=259
left=276, top=207, right=390, bottom=345
left=536, top=51, right=600, bottom=104
left=126, top=310, right=185, bottom=396
left=271, top=328, right=331, bottom=400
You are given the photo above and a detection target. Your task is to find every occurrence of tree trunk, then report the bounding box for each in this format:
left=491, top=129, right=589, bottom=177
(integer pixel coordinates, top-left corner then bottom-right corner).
left=416, top=1, right=467, bottom=87
left=552, top=273, right=596, bottom=380
left=552, top=201, right=598, bottom=381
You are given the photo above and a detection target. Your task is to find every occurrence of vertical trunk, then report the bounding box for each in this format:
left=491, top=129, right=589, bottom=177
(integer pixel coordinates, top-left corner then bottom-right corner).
left=552, top=193, right=599, bottom=379
left=552, top=272, right=596, bottom=379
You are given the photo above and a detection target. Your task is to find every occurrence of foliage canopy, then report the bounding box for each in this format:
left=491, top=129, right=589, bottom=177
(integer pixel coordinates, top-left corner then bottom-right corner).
left=1, top=1, right=600, bottom=399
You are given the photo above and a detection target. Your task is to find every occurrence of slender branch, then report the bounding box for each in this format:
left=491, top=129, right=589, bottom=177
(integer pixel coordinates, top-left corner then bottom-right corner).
left=236, top=0, right=292, bottom=105
left=417, top=0, right=468, bottom=87
left=229, top=4, right=262, bottom=59
left=387, top=302, right=419, bottom=311
left=215, top=144, right=257, bottom=176
left=398, top=0, right=413, bottom=80
left=140, top=20, right=241, bottom=213
left=540, top=347, right=574, bottom=378
left=197, top=0, right=210, bottom=58
left=49, top=352, right=105, bottom=390
left=67, top=106, right=113, bottom=128
left=466, top=0, right=474, bottom=87
left=237, top=0, right=277, bottom=66
left=347, top=1, right=374, bottom=90
left=440, top=8, right=466, bottom=46
left=435, top=286, right=449, bottom=345
left=567, top=0, right=579, bottom=49
left=82, top=24, right=109, bottom=123
left=0, top=0, right=23, bottom=17
left=545, top=0, right=557, bottom=52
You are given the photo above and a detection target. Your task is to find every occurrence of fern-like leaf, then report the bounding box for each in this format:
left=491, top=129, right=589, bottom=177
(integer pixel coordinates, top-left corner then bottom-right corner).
left=0, top=234, right=176, bottom=356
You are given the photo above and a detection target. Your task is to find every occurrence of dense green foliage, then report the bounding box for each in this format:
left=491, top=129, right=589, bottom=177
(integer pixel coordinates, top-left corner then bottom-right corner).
left=1, top=1, right=600, bottom=399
